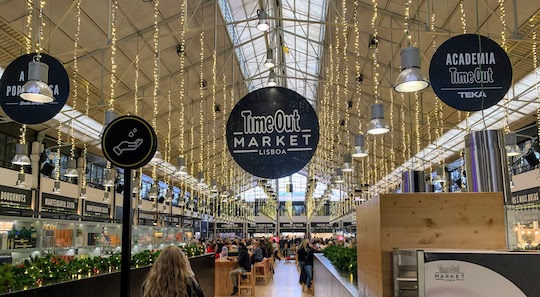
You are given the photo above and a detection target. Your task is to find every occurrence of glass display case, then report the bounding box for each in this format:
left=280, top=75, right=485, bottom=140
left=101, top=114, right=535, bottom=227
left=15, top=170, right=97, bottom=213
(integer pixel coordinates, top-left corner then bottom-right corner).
left=0, top=216, right=193, bottom=265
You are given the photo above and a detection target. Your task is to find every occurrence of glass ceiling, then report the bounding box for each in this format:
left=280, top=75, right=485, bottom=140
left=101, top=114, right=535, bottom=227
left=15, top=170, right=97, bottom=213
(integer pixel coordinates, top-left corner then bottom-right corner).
left=376, top=68, right=540, bottom=190
left=240, top=173, right=345, bottom=202
left=218, top=0, right=328, bottom=104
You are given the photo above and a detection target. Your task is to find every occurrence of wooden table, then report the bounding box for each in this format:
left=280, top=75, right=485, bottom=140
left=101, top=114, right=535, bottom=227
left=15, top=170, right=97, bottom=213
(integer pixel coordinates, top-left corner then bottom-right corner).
left=215, top=258, right=238, bottom=296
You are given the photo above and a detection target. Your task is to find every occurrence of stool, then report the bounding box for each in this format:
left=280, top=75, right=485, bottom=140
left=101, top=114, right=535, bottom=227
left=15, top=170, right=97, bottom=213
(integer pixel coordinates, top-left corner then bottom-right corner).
left=238, top=268, right=255, bottom=296
left=254, top=259, right=271, bottom=284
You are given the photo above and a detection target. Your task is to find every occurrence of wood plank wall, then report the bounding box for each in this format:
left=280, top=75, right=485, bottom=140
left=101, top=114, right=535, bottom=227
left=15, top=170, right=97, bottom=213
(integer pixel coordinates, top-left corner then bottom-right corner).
left=357, top=192, right=507, bottom=297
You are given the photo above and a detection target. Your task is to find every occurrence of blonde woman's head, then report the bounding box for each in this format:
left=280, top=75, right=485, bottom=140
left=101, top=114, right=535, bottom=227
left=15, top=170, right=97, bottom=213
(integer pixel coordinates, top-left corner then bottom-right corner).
left=142, top=246, right=194, bottom=297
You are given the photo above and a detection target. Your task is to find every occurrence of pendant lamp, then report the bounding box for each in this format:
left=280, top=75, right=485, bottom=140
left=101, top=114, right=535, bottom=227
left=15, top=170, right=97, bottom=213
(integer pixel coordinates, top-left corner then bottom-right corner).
left=342, top=153, right=354, bottom=172
left=20, top=58, right=55, bottom=103
left=367, top=103, right=390, bottom=135
left=12, top=143, right=31, bottom=166
left=256, top=10, right=270, bottom=31
left=394, top=47, right=430, bottom=93
left=175, top=157, right=188, bottom=175
left=64, top=159, right=78, bottom=177
left=351, top=134, right=368, bottom=158
left=504, top=132, right=521, bottom=157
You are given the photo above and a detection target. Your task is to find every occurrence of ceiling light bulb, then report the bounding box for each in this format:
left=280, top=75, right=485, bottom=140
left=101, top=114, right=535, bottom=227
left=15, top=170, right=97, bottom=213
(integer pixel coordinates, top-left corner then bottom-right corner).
left=103, top=169, right=115, bottom=187
left=256, top=10, right=270, bottom=32
left=394, top=47, right=430, bottom=93
left=52, top=181, right=62, bottom=194
left=20, top=59, right=55, bottom=103
left=367, top=103, right=390, bottom=135
left=79, top=188, right=87, bottom=199
left=12, top=143, right=31, bottom=166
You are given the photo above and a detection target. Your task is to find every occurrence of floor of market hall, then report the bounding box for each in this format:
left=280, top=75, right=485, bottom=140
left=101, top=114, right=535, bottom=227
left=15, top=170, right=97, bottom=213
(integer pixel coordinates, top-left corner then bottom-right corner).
left=221, top=259, right=313, bottom=297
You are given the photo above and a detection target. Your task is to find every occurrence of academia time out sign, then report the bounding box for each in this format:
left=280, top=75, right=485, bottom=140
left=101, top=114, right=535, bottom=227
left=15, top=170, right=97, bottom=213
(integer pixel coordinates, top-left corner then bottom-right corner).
left=226, top=87, right=319, bottom=179
left=429, top=34, right=512, bottom=111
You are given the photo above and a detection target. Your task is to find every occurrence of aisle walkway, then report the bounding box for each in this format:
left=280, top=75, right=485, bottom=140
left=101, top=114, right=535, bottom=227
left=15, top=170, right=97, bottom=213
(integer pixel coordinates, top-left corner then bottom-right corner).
left=253, top=259, right=312, bottom=297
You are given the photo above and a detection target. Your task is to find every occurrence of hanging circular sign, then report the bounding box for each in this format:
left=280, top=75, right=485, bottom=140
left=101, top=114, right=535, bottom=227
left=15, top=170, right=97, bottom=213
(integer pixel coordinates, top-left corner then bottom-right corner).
left=101, top=115, right=157, bottom=170
left=0, top=54, right=70, bottom=124
left=226, top=87, right=319, bottom=179
left=429, top=34, right=512, bottom=111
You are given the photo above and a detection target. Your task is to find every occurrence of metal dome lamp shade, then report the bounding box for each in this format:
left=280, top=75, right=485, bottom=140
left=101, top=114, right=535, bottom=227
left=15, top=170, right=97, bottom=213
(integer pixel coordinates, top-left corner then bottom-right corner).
left=342, top=153, right=354, bottom=172
left=52, top=180, right=62, bottom=194
left=504, top=132, right=521, bottom=157
left=264, top=48, right=275, bottom=68
left=220, top=186, right=229, bottom=198
left=64, top=159, right=78, bottom=177
left=103, top=169, right=115, bottom=187
left=149, top=185, right=158, bottom=199
left=394, top=47, right=430, bottom=93
left=210, top=179, right=219, bottom=193
left=79, top=187, right=87, bottom=199
left=335, top=168, right=345, bottom=184
left=196, top=171, right=205, bottom=186
left=12, top=143, right=31, bottom=166
left=268, top=69, right=277, bottom=87
left=351, top=134, right=368, bottom=158
left=432, top=167, right=445, bottom=183
left=20, top=58, right=54, bottom=103
left=151, top=150, right=163, bottom=163
left=175, top=157, right=188, bottom=175
left=15, top=173, right=28, bottom=188
left=256, top=10, right=270, bottom=32
left=367, top=103, right=390, bottom=135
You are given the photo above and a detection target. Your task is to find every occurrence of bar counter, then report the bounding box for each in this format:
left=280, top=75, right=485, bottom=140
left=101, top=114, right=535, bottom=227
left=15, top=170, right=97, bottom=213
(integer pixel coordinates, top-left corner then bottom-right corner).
left=214, top=258, right=239, bottom=297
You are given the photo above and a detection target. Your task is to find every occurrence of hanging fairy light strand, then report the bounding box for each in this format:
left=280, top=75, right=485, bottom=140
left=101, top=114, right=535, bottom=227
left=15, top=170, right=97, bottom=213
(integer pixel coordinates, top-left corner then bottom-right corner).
left=70, top=0, right=82, bottom=167
left=372, top=0, right=380, bottom=102
left=82, top=84, right=90, bottom=192
left=198, top=31, right=205, bottom=175
left=342, top=0, right=349, bottom=150
left=134, top=54, right=139, bottom=115
left=178, top=0, right=187, bottom=162
left=498, top=0, right=508, bottom=51
left=109, top=0, right=118, bottom=111
left=211, top=50, right=217, bottom=180
left=151, top=0, right=160, bottom=197
left=532, top=19, right=540, bottom=177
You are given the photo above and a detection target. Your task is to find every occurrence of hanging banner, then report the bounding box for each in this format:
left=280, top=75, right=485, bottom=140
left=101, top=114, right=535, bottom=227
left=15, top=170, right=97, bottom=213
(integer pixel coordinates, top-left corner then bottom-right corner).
left=0, top=54, right=69, bottom=124
left=41, top=193, right=78, bottom=214
left=0, top=185, right=32, bottom=210
left=226, top=87, right=319, bottom=179
left=429, top=34, right=512, bottom=111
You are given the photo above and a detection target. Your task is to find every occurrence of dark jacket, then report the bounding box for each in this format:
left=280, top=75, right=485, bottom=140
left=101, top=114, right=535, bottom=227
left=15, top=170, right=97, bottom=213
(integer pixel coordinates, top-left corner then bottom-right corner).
left=297, top=247, right=307, bottom=262
left=260, top=243, right=269, bottom=258
left=186, top=276, right=205, bottom=297
left=305, top=248, right=314, bottom=265
left=238, top=245, right=251, bottom=271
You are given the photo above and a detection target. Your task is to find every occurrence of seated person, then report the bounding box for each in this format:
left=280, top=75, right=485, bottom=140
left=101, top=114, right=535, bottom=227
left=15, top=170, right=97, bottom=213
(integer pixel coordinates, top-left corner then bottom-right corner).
left=229, top=241, right=251, bottom=296
left=250, top=240, right=264, bottom=263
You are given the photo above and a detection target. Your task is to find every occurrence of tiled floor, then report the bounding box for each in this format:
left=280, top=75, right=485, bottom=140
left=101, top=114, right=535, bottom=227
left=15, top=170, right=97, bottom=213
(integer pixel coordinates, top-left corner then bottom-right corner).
left=247, top=259, right=312, bottom=297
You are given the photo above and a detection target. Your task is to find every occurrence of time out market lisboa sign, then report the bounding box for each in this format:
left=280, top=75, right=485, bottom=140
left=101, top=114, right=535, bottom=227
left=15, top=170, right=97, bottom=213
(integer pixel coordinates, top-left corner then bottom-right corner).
left=226, top=87, right=319, bottom=179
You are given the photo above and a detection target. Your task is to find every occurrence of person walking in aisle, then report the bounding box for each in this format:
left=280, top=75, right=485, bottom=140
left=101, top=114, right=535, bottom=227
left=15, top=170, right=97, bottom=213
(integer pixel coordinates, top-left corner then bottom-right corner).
left=229, top=241, right=251, bottom=296
left=142, top=246, right=204, bottom=297
left=297, top=239, right=309, bottom=285
left=304, top=241, right=317, bottom=294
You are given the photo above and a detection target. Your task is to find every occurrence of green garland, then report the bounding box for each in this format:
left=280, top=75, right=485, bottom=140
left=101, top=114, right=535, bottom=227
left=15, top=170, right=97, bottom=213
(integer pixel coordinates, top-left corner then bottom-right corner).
left=0, top=244, right=204, bottom=293
left=322, top=245, right=357, bottom=277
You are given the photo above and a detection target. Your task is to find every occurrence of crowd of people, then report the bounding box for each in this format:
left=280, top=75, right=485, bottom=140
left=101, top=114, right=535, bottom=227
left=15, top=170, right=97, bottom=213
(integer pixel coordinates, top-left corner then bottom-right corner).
left=140, top=236, right=356, bottom=296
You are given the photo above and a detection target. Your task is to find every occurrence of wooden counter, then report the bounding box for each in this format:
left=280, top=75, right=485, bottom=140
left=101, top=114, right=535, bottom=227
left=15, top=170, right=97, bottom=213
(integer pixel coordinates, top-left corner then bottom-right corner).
left=215, top=258, right=239, bottom=297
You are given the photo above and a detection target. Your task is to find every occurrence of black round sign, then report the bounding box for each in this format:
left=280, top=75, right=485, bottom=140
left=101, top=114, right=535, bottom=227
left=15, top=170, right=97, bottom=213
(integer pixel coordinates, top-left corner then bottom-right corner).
left=0, top=54, right=70, bottom=124
left=429, top=34, right=512, bottom=111
left=101, top=115, right=157, bottom=169
left=226, top=87, right=319, bottom=179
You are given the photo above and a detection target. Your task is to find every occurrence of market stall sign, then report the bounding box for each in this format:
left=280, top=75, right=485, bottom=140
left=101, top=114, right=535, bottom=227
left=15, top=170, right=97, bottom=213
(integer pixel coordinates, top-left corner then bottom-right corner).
left=429, top=34, right=512, bottom=111
left=0, top=54, right=69, bottom=124
left=280, top=222, right=306, bottom=228
left=41, top=193, right=78, bottom=214
left=138, top=211, right=156, bottom=221
left=0, top=185, right=32, bottom=209
left=424, top=252, right=536, bottom=296
left=101, top=115, right=157, bottom=170
left=84, top=201, right=111, bottom=218
left=510, top=187, right=540, bottom=206
left=226, top=87, right=319, bottom=179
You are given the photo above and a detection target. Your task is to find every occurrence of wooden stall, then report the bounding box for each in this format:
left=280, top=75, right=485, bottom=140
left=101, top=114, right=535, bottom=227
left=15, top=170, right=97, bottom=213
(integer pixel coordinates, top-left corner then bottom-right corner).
left=215, top=258, right=239, bottom=297
left=356, top=192, right=507, bottom=297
